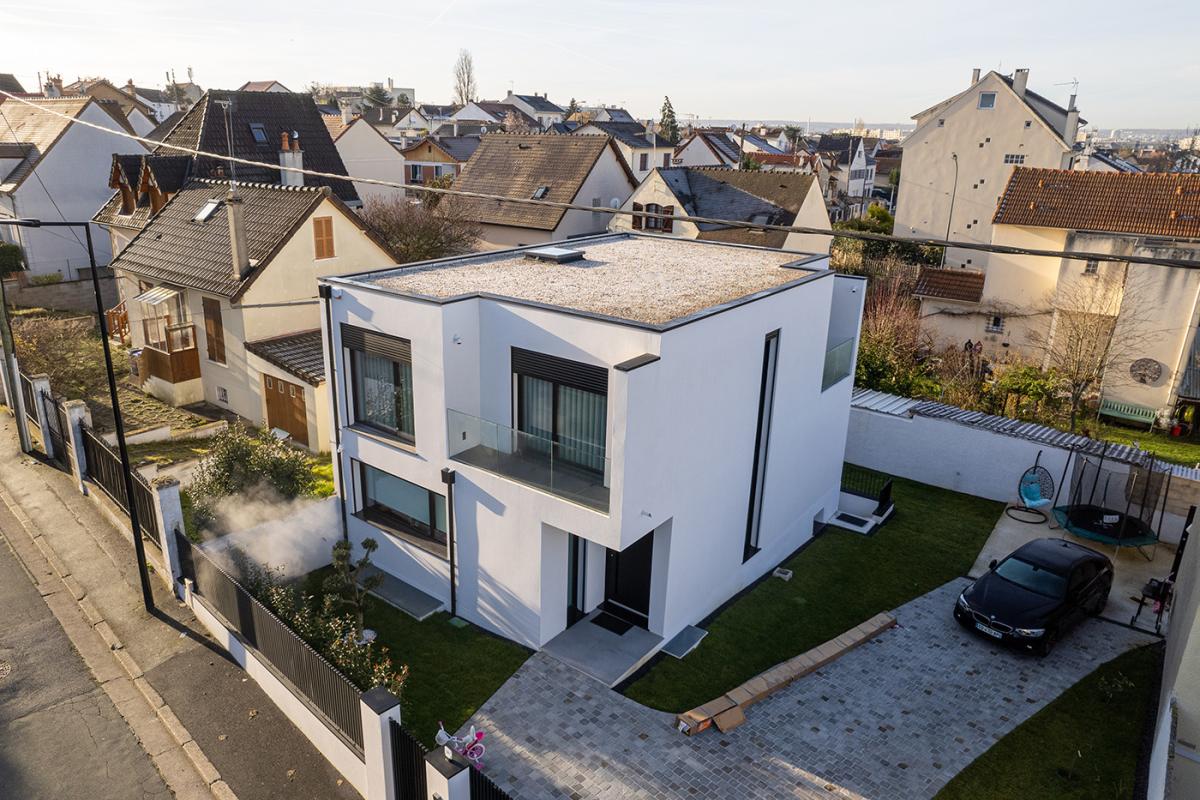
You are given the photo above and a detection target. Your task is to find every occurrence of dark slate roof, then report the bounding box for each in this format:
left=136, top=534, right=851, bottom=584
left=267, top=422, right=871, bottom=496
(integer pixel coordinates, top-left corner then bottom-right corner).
left=134, top=86, right=172, bottom=104
left=547, top=121, right=579, bottom=134
left=245, top=329, right=325, bottom=385
left=815, top=134, right=860, bottom=164
left=682, top=130, right=741, bottom=164
left=578, top=121, right=661, bottom=149
left=147, top=110, right=184, bottom=141
left=434, top=136, right=481, bottom=162
left=514, top=94, right=563, bottom=113
left=94, top=154, right=193, bottom=228
left=419, top=104, right=457, bottom=118
left=475, top=101, right=538, bottom=128
left=155, top=90, right=358, bottom=203
left=738, top=132, right=783, bottom=155
left=656, top=167, right=818, bottom=248
left=0, top=73, right=25, bottom=94
left=362, top=106, right=415, bottom=127
left=455, top=134, right=634, bottom=230
left=914, top=267, right=985, bottom=303
left=108, top=179, right=331, bottom=297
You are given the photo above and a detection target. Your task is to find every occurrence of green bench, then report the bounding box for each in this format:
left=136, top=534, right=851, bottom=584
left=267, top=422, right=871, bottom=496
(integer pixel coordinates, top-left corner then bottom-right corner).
left=1098, top=398, right=1158, bottom=430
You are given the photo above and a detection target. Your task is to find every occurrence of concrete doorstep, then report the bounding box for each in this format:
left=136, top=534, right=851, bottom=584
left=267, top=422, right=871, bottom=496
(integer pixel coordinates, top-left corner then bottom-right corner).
left=676, top=612, right=898, bottom=736
left=0, top=483, right=238, bottom=800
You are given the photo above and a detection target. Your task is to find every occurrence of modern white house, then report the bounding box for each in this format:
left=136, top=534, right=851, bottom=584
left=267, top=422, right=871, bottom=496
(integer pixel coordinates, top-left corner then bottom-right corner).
left=502, top=91, right=564, bottom=129
left=326, top=115, right=409, bottom=205
left=894, top=67, right=1084, bottom=269
left=572, top=121, right=674, bottom=182
left=319, top=232, right=863, bottom=683
left=0, top=96, right=148, bottom=280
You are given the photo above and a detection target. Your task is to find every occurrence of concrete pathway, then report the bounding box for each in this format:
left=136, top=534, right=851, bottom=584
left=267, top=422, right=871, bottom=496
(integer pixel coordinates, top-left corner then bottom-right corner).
left=464, top=580, right=1155, bottom=800
left=0, top=413, right=358, bottom=800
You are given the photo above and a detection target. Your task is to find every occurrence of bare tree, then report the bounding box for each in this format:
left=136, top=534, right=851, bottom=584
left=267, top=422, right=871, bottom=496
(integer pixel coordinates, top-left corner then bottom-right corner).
left=452, top=49, right=477, bottom=106
left=359, top=193, right=480, bottom=265
left=855, top=273, right=935, bottom=396
left=502, top=109, right=534, bottom=133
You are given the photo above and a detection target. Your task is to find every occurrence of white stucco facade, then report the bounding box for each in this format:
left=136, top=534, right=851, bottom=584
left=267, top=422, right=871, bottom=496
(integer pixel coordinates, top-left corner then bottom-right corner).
left=330, top=119, right=408, bottom=205
left=320, top=236, right=863, bottom=653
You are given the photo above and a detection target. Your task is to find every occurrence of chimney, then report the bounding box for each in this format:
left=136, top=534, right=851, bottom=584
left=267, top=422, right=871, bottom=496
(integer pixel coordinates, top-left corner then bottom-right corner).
left=1064, top=95, right=1080, bottom=143
left=124, top=78, right=135, bottom=96
left=971, top=67, right=981, bottom=85
left=340, top=100, right=353, bottom=125
left=226, top=189, right=251, bottom=279
left=45, top=75, right=63, bottom=97
left=279, top=131, right=304, bottom=186
left=1012, top=68, right=1029, bottom=98
left=387, top=77, right=394, bottom=91
left=452, top=119, right=459, bottom=136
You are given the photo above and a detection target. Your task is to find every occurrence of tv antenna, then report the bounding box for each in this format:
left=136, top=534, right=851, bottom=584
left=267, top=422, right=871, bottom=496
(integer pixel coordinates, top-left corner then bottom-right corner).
left=1055, top=78, right=1080, bottom=95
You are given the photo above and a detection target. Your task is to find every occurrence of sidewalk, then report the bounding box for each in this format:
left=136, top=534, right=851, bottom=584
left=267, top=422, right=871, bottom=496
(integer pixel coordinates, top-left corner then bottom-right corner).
left=0, top=413, right=359, bottom=800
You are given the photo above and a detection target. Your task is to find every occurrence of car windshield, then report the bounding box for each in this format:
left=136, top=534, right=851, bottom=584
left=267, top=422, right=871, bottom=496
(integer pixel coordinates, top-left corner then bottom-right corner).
left=994, top=557, right=1067, bottom=598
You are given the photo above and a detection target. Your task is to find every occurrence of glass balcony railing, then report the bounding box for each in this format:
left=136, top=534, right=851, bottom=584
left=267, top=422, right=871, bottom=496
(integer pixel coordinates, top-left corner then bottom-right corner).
left=822, top=337, right=855, bottom=390
left=447, top=409, right=610, bottom=512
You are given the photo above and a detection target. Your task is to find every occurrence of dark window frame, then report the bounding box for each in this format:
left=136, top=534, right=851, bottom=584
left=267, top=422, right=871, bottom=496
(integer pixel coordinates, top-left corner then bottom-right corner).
left=344, top=325, right=416, bottom=445
left=743, top=330, right=780, bottom=562
left=353, top=460, right=447, bottom=554
left=511, top=347, right=608, bottom=476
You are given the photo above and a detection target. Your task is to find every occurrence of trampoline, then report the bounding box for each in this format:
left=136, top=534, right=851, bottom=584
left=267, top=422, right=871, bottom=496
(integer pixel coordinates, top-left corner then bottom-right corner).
left=1052, top=444, right=1172, bottom=560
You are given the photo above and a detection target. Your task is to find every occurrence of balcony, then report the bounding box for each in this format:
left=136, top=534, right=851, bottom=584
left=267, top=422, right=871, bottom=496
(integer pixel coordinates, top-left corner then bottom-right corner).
left=139, top=319, right=200, bottom=384
left=822, top=337, right=855, bottom=390
left=446, top=409, right=610, bottom=512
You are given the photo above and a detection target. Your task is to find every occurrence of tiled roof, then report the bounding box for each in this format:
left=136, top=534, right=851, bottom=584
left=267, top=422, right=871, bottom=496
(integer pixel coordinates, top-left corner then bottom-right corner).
left=656, top=167, right=818, bottom=248
left=245, top=329, right=325, bottom=385
left=0, top=97, right=93, bottom=193
left=738, top=133, right=784, bottom=155
left=321, top=113, right=352, bottom=141
left=238, top=80, right=289, bottom=92
left=362, top=106, right=415, bottom=127
left=474, top=101, right=537, bottom=128
left=156, top=90, right=358, bottom=204
left=108, top=179, right=330, bottom=297
left=432, top=136, right=480, bottom=162
left=993, top=167, right=1200, bottom=238
left=147, top=110, right=184, bottom=141
left=0, top=74, right=26, bottom=94
left=913, top=267, right=985, bottom=303
left=513, top=94, right=563, bottom=114
left=576, top=121, right=661, bottom=149
left=454, top=134, right=632, bottom=231
left=93, top=154, right=193, bottom=228
left=133, top=86, right=172, bottom=104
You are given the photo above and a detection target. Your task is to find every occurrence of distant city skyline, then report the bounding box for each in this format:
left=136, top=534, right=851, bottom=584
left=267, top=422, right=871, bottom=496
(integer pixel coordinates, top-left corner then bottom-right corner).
left=2, top=0, right=1197, bottom=130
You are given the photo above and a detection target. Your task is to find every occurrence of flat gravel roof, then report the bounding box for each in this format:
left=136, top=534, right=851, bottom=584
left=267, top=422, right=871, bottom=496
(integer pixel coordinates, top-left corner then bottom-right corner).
left=362, top=234, right=822, bottom=325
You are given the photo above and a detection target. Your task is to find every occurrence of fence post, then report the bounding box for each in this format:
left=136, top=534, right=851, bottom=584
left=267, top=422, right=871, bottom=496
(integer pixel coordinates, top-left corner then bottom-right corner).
left=360, top=687, right=402, bottom=800
left=151, top=476, right=185, bottom=594
left=29, top=374, right=53, bottom=459
left=425, top=748, right=470, bottom=800
left=63, top=400, right=92, bottom=493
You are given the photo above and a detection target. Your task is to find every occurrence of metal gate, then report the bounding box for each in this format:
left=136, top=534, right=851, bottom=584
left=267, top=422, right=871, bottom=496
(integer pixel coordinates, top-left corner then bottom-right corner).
left=390, top=719, right=427, bottom=800
left=42, top=392, right=69, bottom=471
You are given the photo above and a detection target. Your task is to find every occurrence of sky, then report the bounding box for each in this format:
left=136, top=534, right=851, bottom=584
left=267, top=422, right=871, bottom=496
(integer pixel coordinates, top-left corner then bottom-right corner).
left=2, top=0, right=1198, bottom=131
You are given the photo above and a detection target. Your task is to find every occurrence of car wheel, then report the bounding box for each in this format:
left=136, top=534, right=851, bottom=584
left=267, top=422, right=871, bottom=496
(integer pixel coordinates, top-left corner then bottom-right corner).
left=1091, top=586, right=1111, bottom=616
left=1037, top=629, right=1058, bottom=657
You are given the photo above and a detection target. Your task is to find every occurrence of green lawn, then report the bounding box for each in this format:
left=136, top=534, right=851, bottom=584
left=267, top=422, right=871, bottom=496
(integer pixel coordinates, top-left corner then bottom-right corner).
left=1092, top=421, right=1200, bottom=466
left=623, top=475, right=1004, bottom=712
left=127, top=436, right=216, bottom=466
left=936, top=643, right=1162, bottom=800
left=301, top=570, right=530, bottom=747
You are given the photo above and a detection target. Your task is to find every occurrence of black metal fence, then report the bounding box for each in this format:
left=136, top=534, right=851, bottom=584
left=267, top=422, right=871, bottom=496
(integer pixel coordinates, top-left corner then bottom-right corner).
left=841, top=462, right=896, bottom=518
left=42, top=392, right=69, bottom=471
left=80, top=424, right=161, bottom=547
left=176, top=532, right=365, bottom=753
left=469, top=766, right=514, bottom=800
left=390, top=719, right=428, bottom=800
left=19, top=371, right=37, bottom=426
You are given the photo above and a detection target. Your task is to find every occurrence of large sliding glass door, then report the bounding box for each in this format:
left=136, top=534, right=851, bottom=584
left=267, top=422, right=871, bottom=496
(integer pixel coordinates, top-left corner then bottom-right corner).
left=513, top=348, right=608, bottom=475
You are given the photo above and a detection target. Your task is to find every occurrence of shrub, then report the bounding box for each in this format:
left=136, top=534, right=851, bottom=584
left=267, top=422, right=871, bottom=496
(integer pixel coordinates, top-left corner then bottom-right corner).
left=29, top=273, right=64, bottom=286
left=188, top=422, right=317, bottom=524
left=0, top=242, right=24, bottom=277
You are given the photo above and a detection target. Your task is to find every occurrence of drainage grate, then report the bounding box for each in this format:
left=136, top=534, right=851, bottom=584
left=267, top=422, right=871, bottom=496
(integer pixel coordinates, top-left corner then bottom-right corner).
left=835, top=512, right=870, bottom=527
left=0, top=660, right=11, bottom=681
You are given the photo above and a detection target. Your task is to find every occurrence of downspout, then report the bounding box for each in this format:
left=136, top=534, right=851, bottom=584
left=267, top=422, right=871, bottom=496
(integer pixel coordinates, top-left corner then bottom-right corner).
left=441, top=468, right=457, bottom=618
left=318, top=283, right=350, bottom=543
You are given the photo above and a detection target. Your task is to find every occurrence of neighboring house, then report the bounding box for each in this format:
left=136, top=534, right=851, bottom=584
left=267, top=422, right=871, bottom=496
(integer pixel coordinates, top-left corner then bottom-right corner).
left=238, top=80, right=291, bottom=93
left=123, top=81, right=181, bottom=122
left=0, top=73, right=26, bottom=95
left=449, top=101, right=525, bottom=129
left=610, top=167, right=832, bottom=253
left=894, top=67, right=1084, bottom=270
left=673, top=129, right=742, bottom=168
left=62, top=78, right=158, bottom=135
left=146, top=110, right=184, bottom=141
left=107, top=179, right=396, bottom=448
left=1068, top=143, right=1142, bottom=173
left=814, top=134, right=874, bottom=219
left=327, top=116, right=408, bottom=204
left=318, top=232, right=864, bottom=663
left=452, top=133, right=636, bottom=248
left=572, top=121, right=674, bottom=182
left=502, top=91, right=564, bottom=129
left=361, top=105, right=424, bottom=139
left=396, top=136, right=478, bottom=193
left=752, top=151, right=822, bottom=174
left=732, top=131, right=785, bottom=155
left=915, top=168, right=1200, bottom=422
left=0, top=97, right=148, bottom=280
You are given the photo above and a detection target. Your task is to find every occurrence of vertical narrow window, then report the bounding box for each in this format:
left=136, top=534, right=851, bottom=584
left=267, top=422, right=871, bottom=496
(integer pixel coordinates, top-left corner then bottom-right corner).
left=202, top=297, right=225, bottom=364
left=313, top=216, right=335, bottom=259
left=744, top=330, right=780, bottom=562
left=639, top=152, right=649, bottom=171
left=662, top=152, right=670, bottom=169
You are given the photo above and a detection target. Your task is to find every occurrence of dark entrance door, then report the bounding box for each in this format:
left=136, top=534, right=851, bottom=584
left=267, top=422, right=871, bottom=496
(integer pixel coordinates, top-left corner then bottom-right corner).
left=603, top=530, right=654, bottom=629
left=567, top=534, right=587, bottom=625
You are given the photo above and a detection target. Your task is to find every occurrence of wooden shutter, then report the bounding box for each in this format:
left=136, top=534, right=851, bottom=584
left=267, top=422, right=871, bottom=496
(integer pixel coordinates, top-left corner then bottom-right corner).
left=202, top=297, right=225, bottom=364
left=631, top=202, right=643, bottom=230
left=313, top=216, right=334, bottom=259
left=662, top=205, right=674, bottom=233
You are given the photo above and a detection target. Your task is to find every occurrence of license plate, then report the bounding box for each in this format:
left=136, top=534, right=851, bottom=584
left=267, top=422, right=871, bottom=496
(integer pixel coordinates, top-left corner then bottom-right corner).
left=975, top=621, right=1004, bottom=639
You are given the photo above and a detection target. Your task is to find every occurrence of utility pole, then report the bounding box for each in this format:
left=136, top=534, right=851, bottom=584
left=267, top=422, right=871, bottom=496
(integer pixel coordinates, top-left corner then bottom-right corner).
left=0, top=265, right=31, bottom=452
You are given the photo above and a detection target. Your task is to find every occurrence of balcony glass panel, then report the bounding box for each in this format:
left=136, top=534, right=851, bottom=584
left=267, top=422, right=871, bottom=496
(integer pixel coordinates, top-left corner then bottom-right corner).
left=447, top=408, right=610, bottom=512
left=822, top=337, right=855, bottom=390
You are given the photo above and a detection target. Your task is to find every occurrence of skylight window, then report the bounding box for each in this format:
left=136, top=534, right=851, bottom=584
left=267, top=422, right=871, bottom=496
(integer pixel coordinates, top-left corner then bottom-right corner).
left=193, top=199, right=221, bottom=222
left=531, top=186, right=550, bottom=199
left=249, top=123, right=268, bottom=144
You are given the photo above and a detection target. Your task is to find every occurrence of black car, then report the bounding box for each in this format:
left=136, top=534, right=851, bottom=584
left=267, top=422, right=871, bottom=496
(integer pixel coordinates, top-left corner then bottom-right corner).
left=953, top=538, right=1113, bottom=655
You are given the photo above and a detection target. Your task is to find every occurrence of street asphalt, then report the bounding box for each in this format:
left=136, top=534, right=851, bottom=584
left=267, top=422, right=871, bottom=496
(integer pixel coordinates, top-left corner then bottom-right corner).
left=0, top=525, right=171, bottom=800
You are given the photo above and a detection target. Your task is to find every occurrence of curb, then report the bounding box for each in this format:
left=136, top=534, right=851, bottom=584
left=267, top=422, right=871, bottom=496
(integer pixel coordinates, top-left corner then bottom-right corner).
left=0, top=483, right=239, bottom=800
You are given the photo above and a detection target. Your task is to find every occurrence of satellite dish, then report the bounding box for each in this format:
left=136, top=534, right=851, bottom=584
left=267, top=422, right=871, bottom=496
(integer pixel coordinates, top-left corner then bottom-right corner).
left=609, top=198, right=621, bottom=208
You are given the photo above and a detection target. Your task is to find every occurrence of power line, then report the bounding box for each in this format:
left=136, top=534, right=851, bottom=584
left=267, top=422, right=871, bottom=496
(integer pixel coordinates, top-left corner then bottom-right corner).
left=1, top=88, right=1199, bottom=271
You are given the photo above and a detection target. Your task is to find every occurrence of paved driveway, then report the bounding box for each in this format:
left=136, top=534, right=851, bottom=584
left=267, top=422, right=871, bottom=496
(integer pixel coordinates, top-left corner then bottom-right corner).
left=464, top=579, right=1154, bottom=800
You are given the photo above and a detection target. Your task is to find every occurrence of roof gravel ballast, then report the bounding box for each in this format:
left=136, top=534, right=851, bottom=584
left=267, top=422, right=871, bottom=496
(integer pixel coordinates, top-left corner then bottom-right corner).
left=362, top=234, right=824, bottom=326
